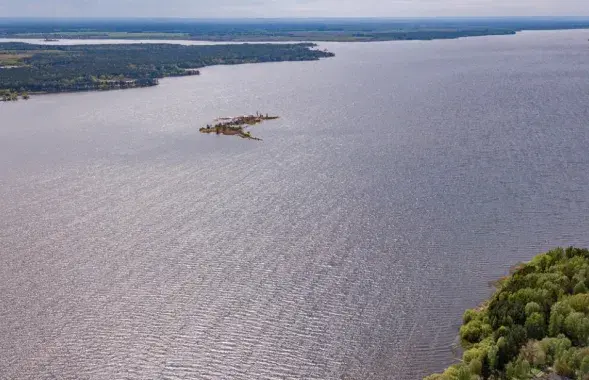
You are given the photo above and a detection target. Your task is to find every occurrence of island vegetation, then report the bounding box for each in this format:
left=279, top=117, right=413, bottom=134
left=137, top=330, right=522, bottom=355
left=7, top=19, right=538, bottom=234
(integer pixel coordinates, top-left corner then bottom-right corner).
left=0, top=42, right=333, bottom=99
left=426, top=247, right=589, bottom=380
left=0, top=89, right=28, bottom=101
left=199, top=113, right=279, bottom=140
left=2, top=18, right=589, bottom=42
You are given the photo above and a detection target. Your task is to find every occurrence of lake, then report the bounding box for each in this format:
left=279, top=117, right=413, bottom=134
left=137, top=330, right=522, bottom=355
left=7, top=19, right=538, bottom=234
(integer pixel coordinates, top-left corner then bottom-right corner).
left=1, top=30, right=589, bottom=379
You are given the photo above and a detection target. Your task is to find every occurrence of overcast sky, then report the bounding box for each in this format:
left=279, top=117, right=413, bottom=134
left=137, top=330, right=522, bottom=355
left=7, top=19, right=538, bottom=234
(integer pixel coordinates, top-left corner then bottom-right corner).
left=1, top=0, right=588, bottom=18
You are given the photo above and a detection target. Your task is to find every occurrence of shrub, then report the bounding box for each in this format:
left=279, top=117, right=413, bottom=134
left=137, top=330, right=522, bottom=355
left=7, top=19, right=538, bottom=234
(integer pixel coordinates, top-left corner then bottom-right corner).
left=460, top=320, right=484, bottom=344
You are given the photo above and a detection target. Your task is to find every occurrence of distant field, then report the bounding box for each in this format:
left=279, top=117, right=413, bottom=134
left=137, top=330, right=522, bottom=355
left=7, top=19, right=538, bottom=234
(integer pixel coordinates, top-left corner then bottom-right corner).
left=7, top=28, right=516, bottom=42
left=0, top=52, right=31, bottom=66
left=14, top=31, right=191, bottom=39
left=0, top=50, right=65, bottom=66
left=2, top=17, right=589, bottom=42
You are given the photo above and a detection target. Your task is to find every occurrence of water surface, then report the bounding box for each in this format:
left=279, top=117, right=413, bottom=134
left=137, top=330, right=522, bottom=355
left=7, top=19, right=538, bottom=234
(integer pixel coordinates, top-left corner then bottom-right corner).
left=1, top=30, right=589, bottom=379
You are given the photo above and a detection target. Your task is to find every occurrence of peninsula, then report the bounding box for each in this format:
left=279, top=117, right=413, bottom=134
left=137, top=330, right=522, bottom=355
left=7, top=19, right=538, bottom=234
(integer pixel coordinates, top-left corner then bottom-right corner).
left=0, top=42, right=334, bottom=100
left=426, top=247, right=589, bottom=380
left=199, top=113, right=279, bottom=140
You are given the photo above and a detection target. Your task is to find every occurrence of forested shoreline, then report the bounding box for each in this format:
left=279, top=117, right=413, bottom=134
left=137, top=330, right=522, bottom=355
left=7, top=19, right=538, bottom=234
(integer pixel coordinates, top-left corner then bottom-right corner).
left=2, top=18, right=589, bottom=42
left=0, top=42, right=334, bottom=99
left=426, top=247, right=589, bottom=380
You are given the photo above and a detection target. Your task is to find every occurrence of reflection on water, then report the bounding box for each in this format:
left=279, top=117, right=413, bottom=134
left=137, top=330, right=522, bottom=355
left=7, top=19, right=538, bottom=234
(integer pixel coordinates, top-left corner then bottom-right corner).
left=1, top=30, right=589, bottom=379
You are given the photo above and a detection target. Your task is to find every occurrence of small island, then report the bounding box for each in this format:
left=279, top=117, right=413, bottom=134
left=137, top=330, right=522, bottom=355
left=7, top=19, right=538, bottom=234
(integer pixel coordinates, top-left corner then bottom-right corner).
left=426, top=247, right=589, bottom=380
left=199, top=113, right=279, bottom=140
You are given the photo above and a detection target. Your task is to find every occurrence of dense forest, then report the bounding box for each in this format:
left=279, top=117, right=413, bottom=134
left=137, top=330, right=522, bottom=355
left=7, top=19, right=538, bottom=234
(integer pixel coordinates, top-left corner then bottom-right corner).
left=426, top=247, right=589, bottom=380
left=0, top=42, right=333, bottom=97
left=2, top=18, right=589, bottom=41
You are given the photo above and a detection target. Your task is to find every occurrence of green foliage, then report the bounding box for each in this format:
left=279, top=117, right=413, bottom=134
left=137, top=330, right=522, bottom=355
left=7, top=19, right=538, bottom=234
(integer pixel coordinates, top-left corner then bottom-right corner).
left=525, top=313, right=546, bottom=340
left=579, top=356, right=589, bottom=378
left=463, top=309, right=478, bottom=324
left=460, top=320, right=484, bottom=344
left=488, top=296, right=527, bottom=329
left=549, top=301, right=573, bottom=336
left=509, top=288, right=550, bottom=307
left=426, top=247, right=589, bottom=380
left=468, top=358, right=482, bottom=376
left=564, top=312, right=589, bottom=345
left=505, top=358, right=531, bottom=380
left=0, top=42, right=334, bottom=94
left=0, top=88, right=19, bottom=101
left=525, top=302, right=542, bottom=317
left=554, top=349, right=576, bottom=378
left=569, top=294, right=589, bottom=313
left=574, top=282, right=588, bottom=295
left=4, top=18, right=589, bottom=42
left=456, top=365, right=474, bottom=380
left=540, top=335, right=572, bottom=364
left=492, top=326, right=528, bottom=372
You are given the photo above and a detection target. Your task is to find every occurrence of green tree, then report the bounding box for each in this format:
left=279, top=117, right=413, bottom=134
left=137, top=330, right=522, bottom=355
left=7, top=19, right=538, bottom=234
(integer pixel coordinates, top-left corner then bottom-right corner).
left=579, top=356, right=589, bottom=379
left=455, top=365, right=473, bottom=380
left=460, top=320, right=484, bottom=343
left=575, top=281, right=588, bottom=295
left=549, top=302, right=573, bottom=336
left=564, top=312, right=589, bottom=345
left=468, top=358, right=482, bottom=376
left=525, top=312, right=546, bottom=340
left=463, top=309, right=478, bottom=324
left=554, top=349, right=575, bottom=378
left=525, top=302, right=542, bottom=317
left=505, top=359, right=531, bottom=380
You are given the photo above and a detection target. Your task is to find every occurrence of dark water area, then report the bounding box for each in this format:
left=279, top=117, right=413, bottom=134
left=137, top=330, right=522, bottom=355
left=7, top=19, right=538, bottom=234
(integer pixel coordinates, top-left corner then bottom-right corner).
left=1, top=30, right=589, bottom=379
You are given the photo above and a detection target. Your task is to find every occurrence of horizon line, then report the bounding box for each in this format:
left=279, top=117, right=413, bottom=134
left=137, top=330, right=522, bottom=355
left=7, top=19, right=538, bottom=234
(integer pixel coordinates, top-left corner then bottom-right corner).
left=3, top=16, right=589, bottom=21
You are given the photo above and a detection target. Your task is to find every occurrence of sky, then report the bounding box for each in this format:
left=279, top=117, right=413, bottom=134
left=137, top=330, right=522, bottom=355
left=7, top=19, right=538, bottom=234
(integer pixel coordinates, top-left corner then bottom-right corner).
left=1, top=0, right=588, bottom=18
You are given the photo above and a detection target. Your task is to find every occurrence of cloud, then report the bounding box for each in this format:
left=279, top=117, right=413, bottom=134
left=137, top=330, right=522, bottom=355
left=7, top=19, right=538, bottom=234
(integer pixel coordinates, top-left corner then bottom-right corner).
left=1, top=0, right=588, bottom=18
